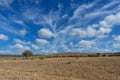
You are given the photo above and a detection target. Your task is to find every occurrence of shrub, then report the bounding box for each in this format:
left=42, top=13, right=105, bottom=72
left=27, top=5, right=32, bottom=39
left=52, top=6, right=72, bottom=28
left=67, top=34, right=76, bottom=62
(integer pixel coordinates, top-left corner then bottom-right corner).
left=66, top=62, right=71, bottom=64
left=31, top=57, right=34, bottom=60
left=13, top=58, right=16, bottom=60
left=39, top=57, right=44, bottom=60
left=75, top=57, right=79, bottom=59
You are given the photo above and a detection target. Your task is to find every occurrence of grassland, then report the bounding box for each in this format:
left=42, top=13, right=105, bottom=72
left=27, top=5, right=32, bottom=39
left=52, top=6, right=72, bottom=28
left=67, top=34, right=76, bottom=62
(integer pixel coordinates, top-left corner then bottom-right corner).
left=0, top=57, right=119, bottom=80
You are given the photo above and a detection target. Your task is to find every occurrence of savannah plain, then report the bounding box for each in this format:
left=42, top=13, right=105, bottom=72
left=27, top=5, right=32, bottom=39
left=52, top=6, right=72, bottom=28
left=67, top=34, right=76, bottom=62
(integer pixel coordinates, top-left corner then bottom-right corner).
left=0, top=56, right=120, bottom=80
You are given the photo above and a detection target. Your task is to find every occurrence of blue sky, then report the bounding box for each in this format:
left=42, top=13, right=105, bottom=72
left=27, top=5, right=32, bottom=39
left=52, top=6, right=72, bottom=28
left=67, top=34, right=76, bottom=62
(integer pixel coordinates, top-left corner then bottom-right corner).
left=0, top=0, right=120, bottom=54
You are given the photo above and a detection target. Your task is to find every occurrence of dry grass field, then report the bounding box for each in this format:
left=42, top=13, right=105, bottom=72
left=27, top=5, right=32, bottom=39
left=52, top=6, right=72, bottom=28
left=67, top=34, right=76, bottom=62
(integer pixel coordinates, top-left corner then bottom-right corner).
left=0, top=57, right=120, bottom=80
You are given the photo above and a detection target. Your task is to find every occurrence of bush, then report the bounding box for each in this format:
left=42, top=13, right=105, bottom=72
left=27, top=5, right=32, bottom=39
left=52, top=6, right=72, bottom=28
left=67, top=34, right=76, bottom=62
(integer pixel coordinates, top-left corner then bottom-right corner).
left=75, top=57, right=79, bottom=59
left=39, top=57, right=44, bottom=60
left=31, top=57, right=34, bottom=60
left=66, top=62, right=71, bottom=64
left=13, top=58, right=16, bottom=60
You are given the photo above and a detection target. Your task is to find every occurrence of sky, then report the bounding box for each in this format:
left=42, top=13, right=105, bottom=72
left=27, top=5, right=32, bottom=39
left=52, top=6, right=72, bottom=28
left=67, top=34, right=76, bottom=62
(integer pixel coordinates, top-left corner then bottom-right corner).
left=0, top=0, right=120, bottom=55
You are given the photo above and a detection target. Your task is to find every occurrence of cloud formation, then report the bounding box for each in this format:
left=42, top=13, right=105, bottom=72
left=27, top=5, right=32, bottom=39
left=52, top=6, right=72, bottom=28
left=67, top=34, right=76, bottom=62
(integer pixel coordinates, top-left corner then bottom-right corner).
left=38, top=28, right=53, bottom=38
left=10, top=44, right=30, bottom=51
left=36, top=39, right=50, bottom=45
left=0, top=0, right=120, bottom=54
left=0, top=34, right=8, bottom=40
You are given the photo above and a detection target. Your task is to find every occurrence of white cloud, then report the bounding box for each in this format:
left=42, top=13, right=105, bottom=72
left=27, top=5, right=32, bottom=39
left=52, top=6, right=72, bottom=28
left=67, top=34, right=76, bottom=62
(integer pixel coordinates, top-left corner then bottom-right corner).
left=62, top=14, right=68, bottom=18
left=0, top=34, right=8, bottom=40
left=14, top=19, right=24, bottom=25
left=100, top=12, right=120, bottom=27
left=19, top=29, right=27, bottom=36
left=32, top=44, right=39, bottom=50
left=114, top=35, right=120, bottom=41
left=0, top=25, right=19, bottom=35
left=113, top=44, right=120, bottom=48
left=70, top=1, right=97, bottom=21
left=38, top=28, right=53, bottom=38
left=36, top=39, right=49, bottom=45
left=0, top=50, right=13, bottom=54
left=10, top=44, right=30, bottom=51
left=113, top=35, right=120, bottom=48
left=101, top=1, right=120, bottom=10
left=96, top=27, right=111, bottom=38
left=95, top=12, right=120, bottom=38
left=0, top=0, right=13, bottom=7
left=94, top=48, right=112, bottom=53
left=70, top=27, right=96, bottom=38
left=70, top=12, right=120, bottom=39
left=38, top=49, right=57, bottom=54
left=22, top=8, right=40, bottom=20
left=13, top=39, right=31, bottom=45
left=84, top=0, right=120, bottom=19
left=78, top=40, right=95, bottom=48
left=61, top=43, right=71, bottom=51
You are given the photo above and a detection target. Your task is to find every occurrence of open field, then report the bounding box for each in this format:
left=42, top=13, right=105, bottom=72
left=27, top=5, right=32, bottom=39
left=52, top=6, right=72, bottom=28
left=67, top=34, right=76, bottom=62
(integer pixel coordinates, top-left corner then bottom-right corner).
left=0, top=57, right=120, bottom=80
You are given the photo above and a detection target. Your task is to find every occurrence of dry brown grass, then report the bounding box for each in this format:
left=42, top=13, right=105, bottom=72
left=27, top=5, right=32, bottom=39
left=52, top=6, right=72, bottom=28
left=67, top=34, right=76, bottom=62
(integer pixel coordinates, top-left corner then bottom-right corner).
left=0, top=57, right=119, bottom=80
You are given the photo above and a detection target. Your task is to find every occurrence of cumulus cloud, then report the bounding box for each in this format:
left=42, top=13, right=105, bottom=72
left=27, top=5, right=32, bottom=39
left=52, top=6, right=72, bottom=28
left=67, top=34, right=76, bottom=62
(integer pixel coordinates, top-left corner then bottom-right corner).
left=13, top=39, right=31, bottom=44
left=100, top=12, right=120, bottom=27
left=10, top=44, right=30, bottom=51
left=36, top=39, right=49, bottom=45
left=70, top=12, right=120, bottom=39
left=113, top=44, right=120, bottom=48
left=78, top=40, right=95, bottom=48
left=0, top=34, right=8, bottom=40
left=32, top=44, right=39, bottom=50
left=113, top=35, right=120, bottom=48
left=38, top=28, right=53, bottom=38
left=70, top=27, right=96, bottom=38
left=114, top=35, right=120, bottom=41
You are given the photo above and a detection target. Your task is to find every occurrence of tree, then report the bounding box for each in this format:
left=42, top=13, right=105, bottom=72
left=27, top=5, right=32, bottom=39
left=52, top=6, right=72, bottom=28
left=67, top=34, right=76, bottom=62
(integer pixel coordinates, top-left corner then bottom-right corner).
left=96, top=53, right=100, bottom=57
left=22, top=50, right=33, bottom=57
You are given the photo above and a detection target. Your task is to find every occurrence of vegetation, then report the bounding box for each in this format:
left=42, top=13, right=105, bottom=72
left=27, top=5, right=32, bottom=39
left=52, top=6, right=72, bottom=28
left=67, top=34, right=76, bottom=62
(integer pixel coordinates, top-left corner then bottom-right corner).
left=96, top=53, right=100, bottom=57
left=22, top=50, right=33, bottom=57
left=39, top=57, right=44, bottom=60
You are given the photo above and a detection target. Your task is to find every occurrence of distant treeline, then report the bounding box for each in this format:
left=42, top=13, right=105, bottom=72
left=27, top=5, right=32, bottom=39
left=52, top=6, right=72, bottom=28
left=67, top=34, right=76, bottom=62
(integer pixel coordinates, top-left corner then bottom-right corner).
left=0, top=52, right=120, bottom=57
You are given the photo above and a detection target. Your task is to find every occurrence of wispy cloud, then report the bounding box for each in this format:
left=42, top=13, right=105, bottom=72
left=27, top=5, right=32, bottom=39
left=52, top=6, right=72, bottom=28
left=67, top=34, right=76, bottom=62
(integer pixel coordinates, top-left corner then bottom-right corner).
left=70, top=0, right=98, bottom=21
left=0, top=0, right=13, bottom=7
left=0, top=0, right=120, bottom=53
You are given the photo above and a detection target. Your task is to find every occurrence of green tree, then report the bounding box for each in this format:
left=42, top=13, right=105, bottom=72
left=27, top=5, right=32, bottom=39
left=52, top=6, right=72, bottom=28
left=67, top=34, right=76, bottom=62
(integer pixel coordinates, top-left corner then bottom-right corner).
left=96, top=53, right=100, bottom=57
left=22, top=50, right=33, bottom=57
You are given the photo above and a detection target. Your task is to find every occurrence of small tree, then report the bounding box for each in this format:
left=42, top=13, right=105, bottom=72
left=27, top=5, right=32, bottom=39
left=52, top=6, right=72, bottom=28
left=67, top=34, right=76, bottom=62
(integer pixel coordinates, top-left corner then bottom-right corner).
left=22, top=50, right=33, bottom=57
left=96, top=53, right=100, bottom=57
